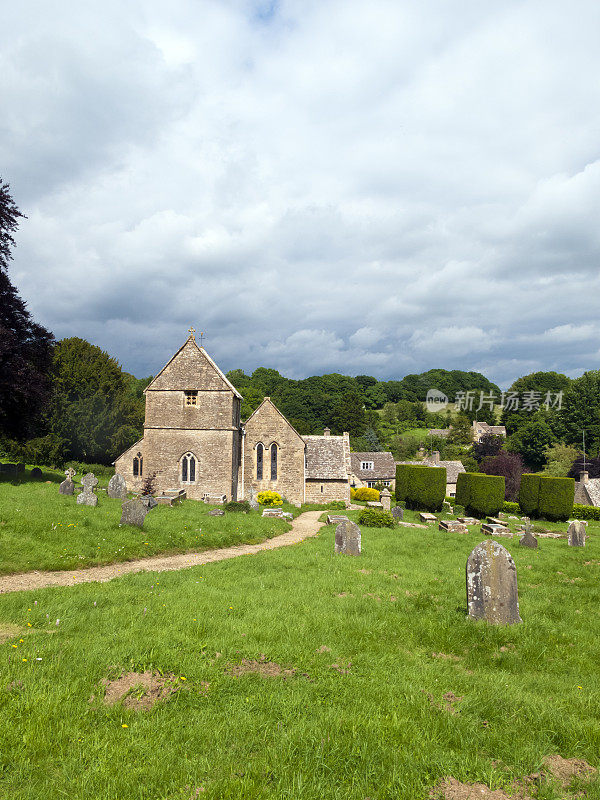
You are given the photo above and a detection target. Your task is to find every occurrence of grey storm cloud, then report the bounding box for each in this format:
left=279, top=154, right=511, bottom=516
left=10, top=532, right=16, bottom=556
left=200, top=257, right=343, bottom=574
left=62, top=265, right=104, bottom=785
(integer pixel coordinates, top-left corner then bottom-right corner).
left=2, top=0, right=600, bottom=387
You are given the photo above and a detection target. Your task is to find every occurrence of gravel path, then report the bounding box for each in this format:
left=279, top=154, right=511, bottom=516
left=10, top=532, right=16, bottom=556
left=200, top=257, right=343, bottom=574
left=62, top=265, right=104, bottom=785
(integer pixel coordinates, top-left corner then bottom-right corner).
left=0, top=511, right=327, bottom=595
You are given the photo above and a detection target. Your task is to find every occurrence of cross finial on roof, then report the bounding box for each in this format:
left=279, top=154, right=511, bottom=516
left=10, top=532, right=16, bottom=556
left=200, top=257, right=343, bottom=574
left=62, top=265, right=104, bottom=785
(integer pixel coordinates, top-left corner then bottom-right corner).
left=199, top=331, right=205, bottom=346
left=188, top=326, right=196, bottom=340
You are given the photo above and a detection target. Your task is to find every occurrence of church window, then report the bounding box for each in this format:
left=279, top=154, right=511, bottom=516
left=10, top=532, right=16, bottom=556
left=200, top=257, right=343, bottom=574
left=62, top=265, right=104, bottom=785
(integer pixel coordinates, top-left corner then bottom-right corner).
left=256, top=443, right=264, bottom=480
left=271, top=443, right=278, bottom=480
left=184, top=390, right=198, bottom=407
left=181, top=452, right=197, bottom=483
left=133, top=453, right=143, bottom=477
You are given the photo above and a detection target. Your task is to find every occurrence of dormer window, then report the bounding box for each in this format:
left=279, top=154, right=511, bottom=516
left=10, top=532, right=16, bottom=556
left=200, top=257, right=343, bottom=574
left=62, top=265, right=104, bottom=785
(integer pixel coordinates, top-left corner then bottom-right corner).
left=184, top=390, right=198, bottom=407
left=361, top=461, right=374, bottom=470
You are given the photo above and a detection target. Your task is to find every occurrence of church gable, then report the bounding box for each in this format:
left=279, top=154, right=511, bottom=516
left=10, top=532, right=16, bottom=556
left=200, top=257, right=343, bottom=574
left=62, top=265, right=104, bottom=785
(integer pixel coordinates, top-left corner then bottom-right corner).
left=244, top=397, right=304, bottom=442
left=147, top=336, right=242, bottom=396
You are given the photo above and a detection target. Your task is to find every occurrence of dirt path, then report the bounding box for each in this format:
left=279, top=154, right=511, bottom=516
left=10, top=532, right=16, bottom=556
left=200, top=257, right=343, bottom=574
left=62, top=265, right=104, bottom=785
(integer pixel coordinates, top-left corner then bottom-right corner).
left=0, top=511, right=327, bottom=595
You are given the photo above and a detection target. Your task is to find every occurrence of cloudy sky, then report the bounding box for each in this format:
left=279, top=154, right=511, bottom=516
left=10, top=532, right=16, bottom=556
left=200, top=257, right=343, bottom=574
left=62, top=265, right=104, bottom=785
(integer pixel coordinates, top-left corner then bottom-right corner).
left=2, top=0, right=600, bottom=387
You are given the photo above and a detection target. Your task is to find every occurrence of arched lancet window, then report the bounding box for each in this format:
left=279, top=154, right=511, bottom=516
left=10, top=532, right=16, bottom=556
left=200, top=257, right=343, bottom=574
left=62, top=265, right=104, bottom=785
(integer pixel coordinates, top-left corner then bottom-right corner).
left=256, top=443, right=264, bottom=480
left=133, top=452, right=143, bottom=477
left=270, top=443, right=278, bottom=480
left=181, top=452, right=196, bottom=483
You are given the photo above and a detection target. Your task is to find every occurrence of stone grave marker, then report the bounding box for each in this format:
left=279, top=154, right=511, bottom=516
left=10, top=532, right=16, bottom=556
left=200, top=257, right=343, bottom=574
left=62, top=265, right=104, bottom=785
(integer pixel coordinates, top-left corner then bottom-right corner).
left=327, top=514, right=349, bottom=525
left=519, top=517, right=538, bottom=548
left=140, top=495, right=158, bottom=510
left=380, top=489, right=392, bottom=511
left=120, top=498, right=149, bottom=528
left=481, top=522, right=511, bottom=537
left=366, top=501, right=383, bottom=508
left=30, top=467, right=43, bottom=480
left=391, top=506, right=404, bottom=521
left=419, top=512, right=437, bottom=524
left=568, top=521, right=586, bottom=547
left=76, top=473, right=98, bottom=506
left=335, top=519, right=361, bottom=556
left=439, top=520, right=468, bottom=534
left=457, top=516, right=479, bottom=525
left=248, top=489, right=259, bottom=510
left=65, top=468, right=76, bottom=481
left=107, top=473, right=128, bottom=500
left=209, top=508, right=225, bottom=517
left=58, top=474, right=75, bottom=495
left=262, top=508, right=283, bottom=517
left=487, top=516, right=504, bottom=525
left=466, top=540, right=522, bottom=625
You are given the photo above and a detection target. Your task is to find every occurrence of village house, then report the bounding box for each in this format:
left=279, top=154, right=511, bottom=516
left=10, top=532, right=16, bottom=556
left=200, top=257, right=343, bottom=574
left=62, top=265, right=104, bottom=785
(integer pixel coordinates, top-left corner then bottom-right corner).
left=349, top=452, right=396, bottom=490
left=574, top=471, right=600, bottom=507
left=472, top=421, right=507, bottom=442
left=115, top=332, right=351, bottom=504
left=423, top=451, right=466, bottom=498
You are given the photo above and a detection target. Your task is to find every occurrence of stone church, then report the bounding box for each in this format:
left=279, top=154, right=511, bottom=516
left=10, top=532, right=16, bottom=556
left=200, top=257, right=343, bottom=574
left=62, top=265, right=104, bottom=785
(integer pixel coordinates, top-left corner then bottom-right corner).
left=115, top=332, right=351, bottom=505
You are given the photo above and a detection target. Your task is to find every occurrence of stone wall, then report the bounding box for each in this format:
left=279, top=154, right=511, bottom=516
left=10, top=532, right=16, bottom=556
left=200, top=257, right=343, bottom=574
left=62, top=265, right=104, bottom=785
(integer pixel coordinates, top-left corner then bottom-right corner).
left=145, top=389, right=239, bottom=430
left=305, top=479, right=350, bottom=505
left=242, top=398, right=305, bottom=505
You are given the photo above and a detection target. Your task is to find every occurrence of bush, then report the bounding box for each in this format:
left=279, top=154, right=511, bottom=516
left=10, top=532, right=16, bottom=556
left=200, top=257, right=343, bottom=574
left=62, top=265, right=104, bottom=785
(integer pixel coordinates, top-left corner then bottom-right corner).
left=502, top=501, right=521, bottom=514
left=257, top=490, right=282, bottom=507
left=518, top=474, right=574, bottom=521
left=573, top=503, right=600, bottom=521
left=328, top=500, right=346, bottom=510
left=456, top=473, right=505, bottom=516
left=453, top=504, right=465, bottom=516
left=225, top=500, right=251, bottom=513
left=352, top=487, right=380, bottom=502
left=395, top=464, right=446, bottom=511
left=357, top=508, right=395, bottom=528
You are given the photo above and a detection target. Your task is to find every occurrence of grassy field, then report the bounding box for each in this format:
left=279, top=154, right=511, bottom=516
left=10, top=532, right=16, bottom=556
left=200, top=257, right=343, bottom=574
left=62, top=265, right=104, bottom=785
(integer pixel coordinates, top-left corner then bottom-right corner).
left=0, top=510, right=598, bottom=799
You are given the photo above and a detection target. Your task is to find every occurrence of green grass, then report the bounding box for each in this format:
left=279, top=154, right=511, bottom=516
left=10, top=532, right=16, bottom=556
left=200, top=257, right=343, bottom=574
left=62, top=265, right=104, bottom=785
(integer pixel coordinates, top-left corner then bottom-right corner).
left=0, top=514, right=598, bottom=799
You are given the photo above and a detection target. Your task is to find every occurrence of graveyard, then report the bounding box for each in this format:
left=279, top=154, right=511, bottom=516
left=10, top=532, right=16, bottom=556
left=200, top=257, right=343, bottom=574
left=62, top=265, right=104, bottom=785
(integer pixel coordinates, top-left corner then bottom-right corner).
left=0, top=470, right=598, bottom=798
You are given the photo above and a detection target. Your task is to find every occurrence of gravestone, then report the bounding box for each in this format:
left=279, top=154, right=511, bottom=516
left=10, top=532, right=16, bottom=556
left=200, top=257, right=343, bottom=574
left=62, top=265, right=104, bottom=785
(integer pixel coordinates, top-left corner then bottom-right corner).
left=107, top=473, right=128, bottom=500
left=120, top=498, right=149, bottom=528
left=76, top=473, right=98, bottom=507
left=481, top=522, right=511, bottom=537
left=519, top=517, right=537, bottom=549
left=262, top=508, right=283, bottom=517
left=209, top=508, right=225, bottom=517
left=0, top=463, right=18, bottom=477
left=334, top=519, right=361, bottom=556
left=16, top=463, right=25, bottom=473
left=30, top=467, right=43, bottom=480
left=366, top=501, right=383, bottom=509
left=58, top=477, right=74, bottom=495
left=380, top=489, right=392, bottom=511
left=466, top=540, right=522, bottom=625
left=65, top=468, right=76, bottom=481
left=327, top=514, right=349, bottom=525
left=140, top=495, right=158, bottom=510
left=419, top=512, right=437, bottom=523
left=439, top=520, right=468, bottom=534
left=568, top=521, right=586, bottom=547
left=391, top=506, right=404, bottom=521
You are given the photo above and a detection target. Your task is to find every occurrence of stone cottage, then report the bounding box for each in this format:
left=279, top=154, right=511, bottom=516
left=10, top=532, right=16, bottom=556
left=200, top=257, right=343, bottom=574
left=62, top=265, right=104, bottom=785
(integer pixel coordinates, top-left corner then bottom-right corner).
left=115, top=332, right=351, bottom=504
left=349, top=452, right=396, bottom=490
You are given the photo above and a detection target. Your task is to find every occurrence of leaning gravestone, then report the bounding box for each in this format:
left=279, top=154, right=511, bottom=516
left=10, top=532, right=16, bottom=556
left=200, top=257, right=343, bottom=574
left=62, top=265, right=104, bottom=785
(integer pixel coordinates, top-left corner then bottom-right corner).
left=140, top=495, right=158, bottom=510
left=209, top=508, right=225, bottom=517
left=120, top=498, right=149, bottom=528
left=519, top=517, right=538, bottom=549
left=466, top=540, right=522, bottom=625
left=334, top=519, right=361, bottom=556
left=568, top=521, right=586, bottom=547
left=107, top=473, right=128, bottom=500
left=30, top=467, right=43, bottom=480
left=58, top=476, right=74, bottom=495
left=76, top=473, right=98, bottom=507
left=391, top=506, right=404, bottom=521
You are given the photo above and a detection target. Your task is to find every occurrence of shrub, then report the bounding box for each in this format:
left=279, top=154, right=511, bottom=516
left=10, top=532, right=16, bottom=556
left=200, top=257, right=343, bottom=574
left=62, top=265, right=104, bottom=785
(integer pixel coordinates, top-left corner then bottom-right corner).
left=225, top=500, right=251, bottom=513
left=357, top=508, right=395, bottom=528
left=456, top=473, right=505, bottom=516
left=453, top=504, right=465, bottom=516
left=518, top=474, right=574, bottom=521
left=395, top=464, right=446, bottom=511
left=502, top=501, right=521, bottom=514
left=328, top=500, right=346, bottom=510
left=257, top=490, right=282, bottom=507
left=141, top=472, right=157, bottom=496
left=573, top=503, right=600, bottom=521
left=353, top=487, right=380, bottom=502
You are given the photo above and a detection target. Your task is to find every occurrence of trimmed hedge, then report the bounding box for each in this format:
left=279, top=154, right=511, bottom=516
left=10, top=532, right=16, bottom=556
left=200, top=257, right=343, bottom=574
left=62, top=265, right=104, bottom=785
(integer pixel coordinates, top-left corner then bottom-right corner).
left=573, top=503, right=600, bottom=521
left=502, top=501, right=521, bottom=514
left=518, top=474, right=574, bottom=521
left=357, top=508, right=395, bottom=528
left=456, top=473, right=505, bottom=516
left=395, top=464, right=446, bottom=512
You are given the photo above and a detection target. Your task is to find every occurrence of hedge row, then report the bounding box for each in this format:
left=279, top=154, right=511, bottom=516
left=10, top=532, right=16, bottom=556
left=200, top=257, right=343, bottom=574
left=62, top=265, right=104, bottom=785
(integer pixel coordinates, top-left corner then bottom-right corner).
left=502, top=501, right=521, bottom=514
left=455, top=473, right=505, bottom=516
left=518, top=474, right=574, bottom=521
left=572, top=503, right=600, bottom=521
left=395, top=464, right=446, bottom=512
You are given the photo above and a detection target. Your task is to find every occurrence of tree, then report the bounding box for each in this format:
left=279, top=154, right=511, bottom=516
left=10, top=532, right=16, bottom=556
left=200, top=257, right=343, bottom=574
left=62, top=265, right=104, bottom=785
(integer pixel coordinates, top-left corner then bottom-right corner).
left=567, top=455, right=600, bottom=480
left=501, top=371, right=571, bottom=435
left=447, top=414, right=473, bottom=445
left=363, top=427, right=382, bottom=451
left=507, top=419, right=555, bottom=471
left=544, top=443, right=580, bottom=477
left=480, top=451, right=524, bottom=501
left=332, top=391, right=366, bottom=436
left=556, top=371, right=600, bottom=453
left=472, top=433, right=505, bottom=463
left=0, top=179, right=54, bottom=439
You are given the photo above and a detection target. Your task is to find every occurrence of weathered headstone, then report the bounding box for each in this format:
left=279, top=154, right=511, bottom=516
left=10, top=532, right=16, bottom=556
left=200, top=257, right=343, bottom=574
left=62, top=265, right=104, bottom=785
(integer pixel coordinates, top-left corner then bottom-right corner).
left=120, top=498, right=149, bottom=528
left=249, top=494, right=259, bottom=510
left=30, top=467, right=43, bottom=480
left=58, top=477, right=74, bottom=495
left=481, top=522, right=511, bottom=537
left=568, top=521, right=586, bottom=547
left=65, top=468, right=76, bottom=481
left=366, top=501, right=383, bottom=508
left=419, top=512, right=437, bottom=524
left=335, top=519, right=361, bottom=556
left=327, top=514, right=349, bottom=525
left=76, top=473, right=98, bottom=507
left=262, top=508, right=283, bottom=517
left=209, top=508, right=225, bottom=517
left=140, top=495, right=158, bottom=510
left=439, top=520, right=468, bottom=534
left=466, top=540, right=522, bottom=625
left=519, top=517, right=537, bottom=548
left=380, top=489, right=392, bottom=511
left=107, top=473, right=128, bottom=500
left=391, top=505, right=404, bottom=521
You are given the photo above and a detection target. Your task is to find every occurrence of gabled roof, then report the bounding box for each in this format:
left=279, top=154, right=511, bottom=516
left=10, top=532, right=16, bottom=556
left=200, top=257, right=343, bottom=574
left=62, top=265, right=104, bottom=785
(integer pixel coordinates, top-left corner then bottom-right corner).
left=583, top=479, right=600, bottom=507
left=243, top=397, right=304, bottom=442
left=145, top=336, right=242, bottom=398
left=113, top=438, right=144, bottom=465
left=436, top=460, right=466, bottom=484
left=350, top=451, right=396, bottom=480
left=303, top=435, right=348, bottom=479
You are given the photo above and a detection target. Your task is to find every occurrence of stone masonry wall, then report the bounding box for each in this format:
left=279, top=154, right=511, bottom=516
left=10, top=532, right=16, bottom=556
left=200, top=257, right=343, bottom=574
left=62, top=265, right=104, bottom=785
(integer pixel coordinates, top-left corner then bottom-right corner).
left=305, top=479, right=350, bottom=505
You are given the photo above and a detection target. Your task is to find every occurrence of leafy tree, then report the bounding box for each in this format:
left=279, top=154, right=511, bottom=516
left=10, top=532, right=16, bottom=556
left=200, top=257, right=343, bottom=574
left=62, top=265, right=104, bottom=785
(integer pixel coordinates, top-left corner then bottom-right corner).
left=355, top=375, right=377, bottom=391
left=507, top=419, right=555, bottom=471
left=472, top=433, right=505, bottom=463
left=332, top=391, right=366, bottom=436
left=543, top=443, right=580, bottom=477
left=480, top=451, right=524, bottom=501
left=501, top=371, right=571, bottom=435
left=239, top=387, right=264, bottom=420
left=363, top=427, right=382, bottom=451
left=447, top=414, right=473, bottom=445
left=363, top=383, right=388, bottom=409
left=555, top=371, right=600, bottom=453
left=0, top=179, right=54, bottom=439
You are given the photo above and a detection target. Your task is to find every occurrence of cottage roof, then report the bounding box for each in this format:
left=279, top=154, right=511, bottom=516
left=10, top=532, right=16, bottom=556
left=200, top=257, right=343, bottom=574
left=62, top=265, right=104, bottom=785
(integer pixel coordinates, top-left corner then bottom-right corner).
left=303, top=436, right=348, bottom=479
left=437, top=460, right=466, bottom=484
left=584, top=479, right=600, bottom=507
left=474, top=422, right=506, bottom=436
left=350, top=452, right=396, bottom=480
left=428, top=429, right=451, bottom=438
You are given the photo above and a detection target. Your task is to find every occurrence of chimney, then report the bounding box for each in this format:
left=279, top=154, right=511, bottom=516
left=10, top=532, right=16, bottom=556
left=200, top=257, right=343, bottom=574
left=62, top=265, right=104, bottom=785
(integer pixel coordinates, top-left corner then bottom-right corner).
left=580, top=470, right=589, bottom=484
left=323, top=427, right=331, bottom=437
left=431, top=450, right=440, bottom=465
